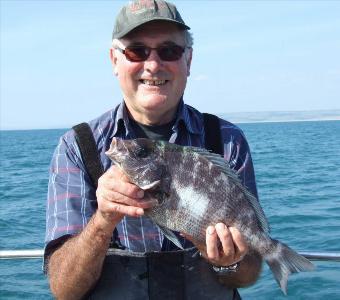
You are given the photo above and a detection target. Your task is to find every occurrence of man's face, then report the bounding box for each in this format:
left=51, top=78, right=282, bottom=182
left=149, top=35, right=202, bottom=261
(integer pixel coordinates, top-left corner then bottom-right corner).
left=110, top=21, right=192, bottom=125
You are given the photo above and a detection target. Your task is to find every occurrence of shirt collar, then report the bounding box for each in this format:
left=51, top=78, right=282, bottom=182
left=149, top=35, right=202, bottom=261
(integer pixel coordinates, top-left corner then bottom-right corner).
left=110, top=101, right=130, bottom=138
left=110, top=99, right=203, bottom=138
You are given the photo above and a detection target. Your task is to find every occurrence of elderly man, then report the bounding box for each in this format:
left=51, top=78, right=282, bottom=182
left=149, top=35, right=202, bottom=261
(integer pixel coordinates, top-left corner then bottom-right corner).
left=45, top=0, right=262, bottom=299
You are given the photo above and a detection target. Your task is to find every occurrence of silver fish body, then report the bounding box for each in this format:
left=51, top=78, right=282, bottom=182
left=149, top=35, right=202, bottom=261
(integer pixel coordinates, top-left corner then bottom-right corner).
left=106, top=138, right=314, bottom=294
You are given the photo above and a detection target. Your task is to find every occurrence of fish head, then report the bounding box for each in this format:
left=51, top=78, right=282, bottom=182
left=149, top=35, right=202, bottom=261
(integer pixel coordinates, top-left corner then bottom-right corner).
left=106, top=138, right=167, bottom=190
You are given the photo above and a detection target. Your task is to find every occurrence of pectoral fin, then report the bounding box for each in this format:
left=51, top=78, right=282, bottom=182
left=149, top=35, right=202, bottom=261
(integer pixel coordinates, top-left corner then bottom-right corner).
left=159, top=226, right=184, bottom=250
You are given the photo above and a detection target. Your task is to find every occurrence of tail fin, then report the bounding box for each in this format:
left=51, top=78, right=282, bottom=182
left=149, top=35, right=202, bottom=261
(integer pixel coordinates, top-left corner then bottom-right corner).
left=265, top=239, right=315, bottom=295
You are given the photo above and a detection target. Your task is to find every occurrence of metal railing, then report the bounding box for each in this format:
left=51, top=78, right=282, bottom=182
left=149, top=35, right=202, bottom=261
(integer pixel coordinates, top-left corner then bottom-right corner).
left=1, top=249, right=340, bottom=261
left=0, top=249, right=44, bottom=259
left=297, top=251, right=340, bottom=262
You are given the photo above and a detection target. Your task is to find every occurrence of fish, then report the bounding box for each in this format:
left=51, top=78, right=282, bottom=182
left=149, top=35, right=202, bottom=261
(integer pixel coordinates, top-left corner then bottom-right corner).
left=105, top=137, right=314, bottom=294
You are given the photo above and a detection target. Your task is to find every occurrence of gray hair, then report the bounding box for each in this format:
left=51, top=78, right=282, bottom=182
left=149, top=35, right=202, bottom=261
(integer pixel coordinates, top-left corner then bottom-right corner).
left=184, top=30, right=194, bottom=47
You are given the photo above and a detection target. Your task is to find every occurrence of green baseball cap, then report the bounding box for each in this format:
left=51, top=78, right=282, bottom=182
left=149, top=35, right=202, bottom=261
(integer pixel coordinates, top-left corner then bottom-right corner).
left=112, top=0, right=190, bottom=39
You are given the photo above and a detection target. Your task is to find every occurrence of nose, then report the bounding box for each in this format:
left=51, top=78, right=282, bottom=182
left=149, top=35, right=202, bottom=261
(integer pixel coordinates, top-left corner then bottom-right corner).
left=144, top=49, right=163, bottom=73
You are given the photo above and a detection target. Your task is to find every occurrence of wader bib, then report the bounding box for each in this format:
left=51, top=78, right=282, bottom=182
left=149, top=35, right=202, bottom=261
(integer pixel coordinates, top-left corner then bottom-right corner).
left=73, top=113, right=241, bottom=300
left=88, top=248, right=240, bottom=300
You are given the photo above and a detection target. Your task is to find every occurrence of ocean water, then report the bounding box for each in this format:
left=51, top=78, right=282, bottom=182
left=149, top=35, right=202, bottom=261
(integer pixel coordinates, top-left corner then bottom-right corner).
left=0, top=121, right=339, bottom=299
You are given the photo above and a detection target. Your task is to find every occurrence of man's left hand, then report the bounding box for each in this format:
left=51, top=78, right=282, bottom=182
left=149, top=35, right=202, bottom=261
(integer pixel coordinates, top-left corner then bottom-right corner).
left=183, top=223, right=248, bottom=267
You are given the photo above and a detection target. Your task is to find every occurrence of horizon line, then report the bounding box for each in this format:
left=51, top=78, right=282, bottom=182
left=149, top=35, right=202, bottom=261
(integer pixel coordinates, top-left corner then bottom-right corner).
left=1, top=117, right=339, bottom=132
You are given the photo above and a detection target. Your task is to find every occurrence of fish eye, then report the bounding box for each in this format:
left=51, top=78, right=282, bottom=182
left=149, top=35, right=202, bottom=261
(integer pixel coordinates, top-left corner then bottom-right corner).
left=136, top=147, right=149, bottom=158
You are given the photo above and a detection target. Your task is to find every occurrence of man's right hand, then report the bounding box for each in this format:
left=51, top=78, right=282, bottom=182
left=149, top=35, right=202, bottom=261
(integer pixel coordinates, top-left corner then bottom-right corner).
left=48, top=165, right=158, bottom=299
left=96, top=165, right=158, bottom=224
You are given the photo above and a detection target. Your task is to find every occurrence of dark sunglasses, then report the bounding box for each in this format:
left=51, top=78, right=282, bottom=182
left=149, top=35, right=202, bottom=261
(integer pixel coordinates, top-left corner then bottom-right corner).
left=115, top=44, right=188, bottom=62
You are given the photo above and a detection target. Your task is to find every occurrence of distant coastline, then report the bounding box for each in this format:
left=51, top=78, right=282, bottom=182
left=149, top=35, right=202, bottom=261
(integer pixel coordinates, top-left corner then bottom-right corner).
left=219, top=109, right=340, bottom=124
left=1, top=110, right=339, bottom=131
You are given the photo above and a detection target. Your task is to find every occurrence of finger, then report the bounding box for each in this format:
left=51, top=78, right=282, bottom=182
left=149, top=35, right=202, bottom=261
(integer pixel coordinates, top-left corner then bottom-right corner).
left=98, top=189, right=157, bottom=209
left=104, top=201, right=145, bottom=217
left=206, top=226, right=220, bottom=261
left=215, top=223, right=236, bottom=260
left=180, top=232, right=206, bottom=254
left=98, top=196, right=145, bottom=219
left=111, top=165, right=131, bottom=181
left=99, top=167, right=144, bottom=199
left=229, top=226, right=248, bottom=260
left=103, top=165, right=127, bottom=180
left=111, top=167, right=144, bottom=198
left=112, top=180, right=144, bottom=199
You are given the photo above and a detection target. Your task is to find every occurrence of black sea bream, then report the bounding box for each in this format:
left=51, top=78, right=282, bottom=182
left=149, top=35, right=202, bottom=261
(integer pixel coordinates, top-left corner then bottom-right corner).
left=106, top=138, right=314, bottom=294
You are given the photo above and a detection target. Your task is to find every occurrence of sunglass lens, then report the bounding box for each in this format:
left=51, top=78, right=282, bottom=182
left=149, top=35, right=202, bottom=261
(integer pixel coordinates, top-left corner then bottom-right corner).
left=125, top=46, right=149, bottom=62
left=158, top=45, right=184, bottom=61
left=123, top=45, right=185, bottom=62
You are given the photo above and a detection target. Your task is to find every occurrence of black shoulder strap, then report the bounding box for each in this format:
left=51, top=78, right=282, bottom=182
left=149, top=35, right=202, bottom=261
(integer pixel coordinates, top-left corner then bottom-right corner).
left=72, top=122, right=104, bottom=188
left=72, top=122, right=122, bottom=248
left=202, top=113, right=223, bottom=155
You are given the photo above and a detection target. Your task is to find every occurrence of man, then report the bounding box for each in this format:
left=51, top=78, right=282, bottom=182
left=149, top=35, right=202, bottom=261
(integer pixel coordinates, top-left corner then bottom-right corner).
left=45, top=1, right=262, bottom=299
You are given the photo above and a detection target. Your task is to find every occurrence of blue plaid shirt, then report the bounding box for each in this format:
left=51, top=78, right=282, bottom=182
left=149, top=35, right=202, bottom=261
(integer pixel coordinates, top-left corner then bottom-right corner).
left=45, top=100, right=258, bottom=257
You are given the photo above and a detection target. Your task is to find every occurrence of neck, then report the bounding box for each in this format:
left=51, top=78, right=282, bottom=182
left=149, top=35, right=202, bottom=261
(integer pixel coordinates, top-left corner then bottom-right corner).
left=125, top=105, right=178, bottom=126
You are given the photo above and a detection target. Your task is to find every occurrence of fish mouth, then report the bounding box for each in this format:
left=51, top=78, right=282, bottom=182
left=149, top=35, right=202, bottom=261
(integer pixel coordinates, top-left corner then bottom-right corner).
left=105, top=138, right=128, bottom=164
left=139, top=180, right=161, bottom=190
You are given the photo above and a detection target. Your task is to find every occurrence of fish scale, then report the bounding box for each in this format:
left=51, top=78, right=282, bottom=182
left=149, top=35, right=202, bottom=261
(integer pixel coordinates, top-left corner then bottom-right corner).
left=106, top=137, right=315, bottom=295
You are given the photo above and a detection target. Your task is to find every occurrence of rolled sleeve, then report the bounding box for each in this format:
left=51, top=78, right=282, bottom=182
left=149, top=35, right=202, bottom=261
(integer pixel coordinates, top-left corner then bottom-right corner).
left=44, top=130, right=97, bottom=270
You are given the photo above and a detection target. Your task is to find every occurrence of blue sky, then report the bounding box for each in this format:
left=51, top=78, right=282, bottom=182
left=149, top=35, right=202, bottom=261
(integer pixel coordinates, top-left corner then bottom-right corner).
left=1, top=0, right=340, bottom=130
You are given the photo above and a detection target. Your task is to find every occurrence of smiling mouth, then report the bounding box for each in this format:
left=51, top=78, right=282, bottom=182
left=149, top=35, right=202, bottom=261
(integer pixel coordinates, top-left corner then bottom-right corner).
left=139, top=79, right=168, bottom=86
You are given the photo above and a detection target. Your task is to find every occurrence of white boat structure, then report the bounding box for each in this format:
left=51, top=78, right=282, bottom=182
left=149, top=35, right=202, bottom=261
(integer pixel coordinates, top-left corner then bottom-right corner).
left=1, top=249, right=340, bottom=261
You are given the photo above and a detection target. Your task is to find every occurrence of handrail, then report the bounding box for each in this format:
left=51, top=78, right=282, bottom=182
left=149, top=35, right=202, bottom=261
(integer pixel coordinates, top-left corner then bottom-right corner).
left=298, top=251, right=340, bottom=262
left=0, top=249, right=340, bottom=261
left=0, top=249, right=44, bottom=259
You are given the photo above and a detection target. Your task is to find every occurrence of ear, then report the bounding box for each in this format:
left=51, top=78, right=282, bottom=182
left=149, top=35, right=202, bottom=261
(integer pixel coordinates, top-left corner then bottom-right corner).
left=186, top=48, right=193, bottom=77
left=110, top=48, right=118, bottom=76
